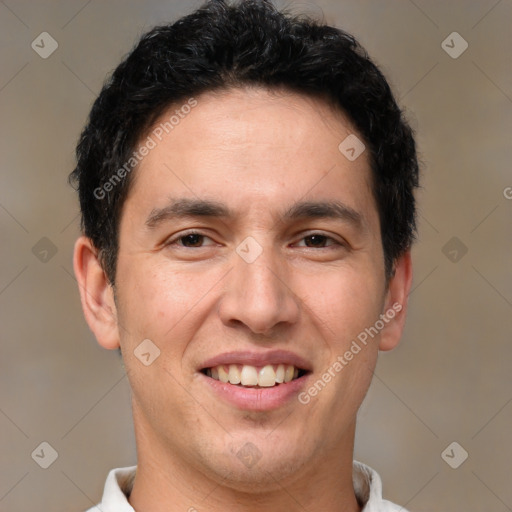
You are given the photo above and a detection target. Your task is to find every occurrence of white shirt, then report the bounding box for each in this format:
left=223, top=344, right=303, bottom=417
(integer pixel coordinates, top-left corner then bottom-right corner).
left=86, top=461, right=408, bottom=511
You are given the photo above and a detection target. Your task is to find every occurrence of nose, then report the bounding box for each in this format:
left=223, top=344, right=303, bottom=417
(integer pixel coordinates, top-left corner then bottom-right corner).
left=218, top=245, right=300, bottom=337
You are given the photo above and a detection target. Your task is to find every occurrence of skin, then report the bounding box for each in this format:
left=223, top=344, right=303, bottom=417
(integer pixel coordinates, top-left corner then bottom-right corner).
left=74, top=86, right=412, bottom=512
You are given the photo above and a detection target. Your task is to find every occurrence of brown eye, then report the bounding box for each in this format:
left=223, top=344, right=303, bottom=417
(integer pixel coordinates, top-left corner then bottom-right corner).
left=303, top=234, right=330, bottom=247
left=179, top=233, right=205, bottom=247
left=295, top=233, right=341, bottom=248
left=166, top=231, right=216, bottom=248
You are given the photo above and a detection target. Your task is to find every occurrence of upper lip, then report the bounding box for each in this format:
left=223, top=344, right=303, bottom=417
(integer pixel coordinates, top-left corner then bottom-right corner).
left=200, top=350, right=312, bottom=372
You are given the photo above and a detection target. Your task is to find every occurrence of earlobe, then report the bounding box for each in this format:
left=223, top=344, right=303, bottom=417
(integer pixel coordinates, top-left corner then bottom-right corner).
left=378, top=251, right=413, bottom=352
left=73, top=236, right=121, bottom=350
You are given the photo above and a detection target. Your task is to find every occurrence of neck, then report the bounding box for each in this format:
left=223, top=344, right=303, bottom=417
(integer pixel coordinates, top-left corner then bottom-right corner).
left=128, top=405, right=361, bottom=512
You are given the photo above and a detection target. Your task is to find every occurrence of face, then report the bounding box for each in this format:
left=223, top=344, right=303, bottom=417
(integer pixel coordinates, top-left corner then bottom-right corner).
left=77, top=86, right=410, bottom=491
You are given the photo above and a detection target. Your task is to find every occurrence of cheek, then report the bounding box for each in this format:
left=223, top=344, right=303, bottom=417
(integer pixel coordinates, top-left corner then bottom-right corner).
left=304, top=266, right=385, bottom=345
left=115, top=257, right=198, bottom=343
left=115, top=255, right=230, bottom=363
left=115, top=261, right=203, bottom=410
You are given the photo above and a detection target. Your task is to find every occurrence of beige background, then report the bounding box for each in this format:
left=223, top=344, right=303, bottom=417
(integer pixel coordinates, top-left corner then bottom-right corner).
left=1, top=0, right=511, bottom=510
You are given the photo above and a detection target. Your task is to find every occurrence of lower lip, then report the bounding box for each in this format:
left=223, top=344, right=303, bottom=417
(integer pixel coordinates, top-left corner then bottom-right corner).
left=201, top=373, right=310, bottom=411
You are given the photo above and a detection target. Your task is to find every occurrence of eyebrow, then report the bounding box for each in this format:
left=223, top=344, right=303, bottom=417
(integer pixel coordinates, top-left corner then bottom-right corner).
left=145, top=198, right=231, bottom=228
left=145, top=198, right=363, bottom=230
left=280, top=200, right=363, bottom=227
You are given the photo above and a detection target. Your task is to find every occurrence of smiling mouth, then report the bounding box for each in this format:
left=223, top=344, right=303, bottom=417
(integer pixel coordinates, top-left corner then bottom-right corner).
left=201, top=364, right=309, bottom=388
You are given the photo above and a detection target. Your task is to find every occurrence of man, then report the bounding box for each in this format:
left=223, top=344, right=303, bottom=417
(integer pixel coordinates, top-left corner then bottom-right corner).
left=70, top=0, right=418, bottom=510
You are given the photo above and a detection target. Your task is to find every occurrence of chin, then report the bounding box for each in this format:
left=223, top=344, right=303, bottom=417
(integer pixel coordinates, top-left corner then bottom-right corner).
left=197, top=437, right=313, bottom=492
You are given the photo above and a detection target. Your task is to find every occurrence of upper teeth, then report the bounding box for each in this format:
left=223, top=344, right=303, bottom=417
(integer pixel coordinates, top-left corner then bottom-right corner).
left=207, top=364, right=299, bottom=387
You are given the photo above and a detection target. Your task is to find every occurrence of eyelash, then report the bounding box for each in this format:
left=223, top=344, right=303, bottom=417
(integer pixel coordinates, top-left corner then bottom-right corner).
left=165, top=230, right=345, bottom=249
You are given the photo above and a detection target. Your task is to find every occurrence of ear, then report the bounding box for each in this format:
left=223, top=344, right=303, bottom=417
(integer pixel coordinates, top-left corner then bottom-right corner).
left=73, top=236, right=120, bottom=350
left=378, top=251, right=413, bottom=352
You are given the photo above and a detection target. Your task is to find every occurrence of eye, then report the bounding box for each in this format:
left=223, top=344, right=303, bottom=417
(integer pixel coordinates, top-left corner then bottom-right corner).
left=166, top=231, right=216, bottom=248
left=294, top=233, right=344, bottom=248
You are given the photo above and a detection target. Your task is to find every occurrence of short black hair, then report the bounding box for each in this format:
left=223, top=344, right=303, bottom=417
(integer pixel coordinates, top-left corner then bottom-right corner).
left=70, top=0, right=419, bottom=284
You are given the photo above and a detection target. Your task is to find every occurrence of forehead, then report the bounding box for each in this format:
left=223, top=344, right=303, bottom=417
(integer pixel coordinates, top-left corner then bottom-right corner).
left=123, top=86, right=376, bottom=227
